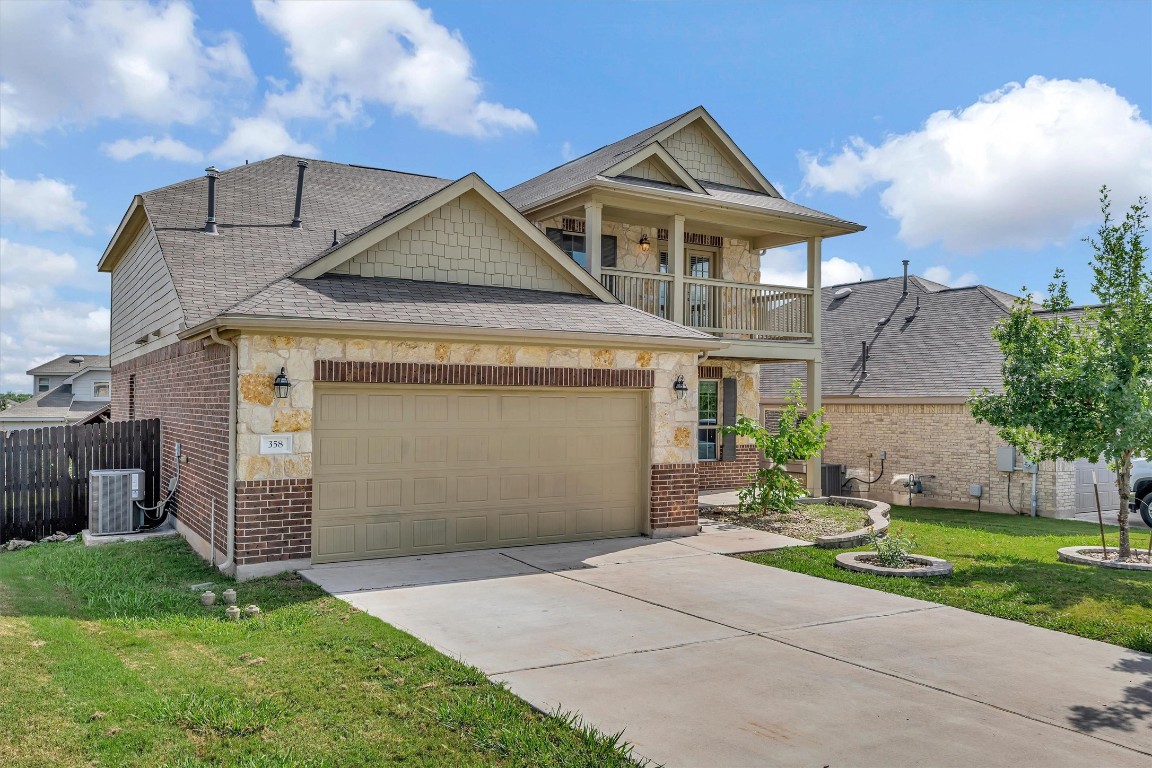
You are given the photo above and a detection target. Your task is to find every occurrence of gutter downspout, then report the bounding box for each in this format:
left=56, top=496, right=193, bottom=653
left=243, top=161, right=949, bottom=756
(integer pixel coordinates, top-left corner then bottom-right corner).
left=1030, top=466, right=1039, bottom=518
left=207, top=329, right=237, bottom=574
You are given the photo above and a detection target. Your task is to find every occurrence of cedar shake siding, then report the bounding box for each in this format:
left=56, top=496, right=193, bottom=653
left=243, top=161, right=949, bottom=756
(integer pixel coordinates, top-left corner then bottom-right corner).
left=112, top=339, right=230, bottom=553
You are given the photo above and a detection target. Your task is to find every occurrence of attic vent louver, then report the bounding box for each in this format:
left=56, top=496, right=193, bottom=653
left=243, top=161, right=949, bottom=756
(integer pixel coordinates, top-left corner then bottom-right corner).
left=203, top=166, right=220, bottom=234
left=291, top=160, right=308, bottom=229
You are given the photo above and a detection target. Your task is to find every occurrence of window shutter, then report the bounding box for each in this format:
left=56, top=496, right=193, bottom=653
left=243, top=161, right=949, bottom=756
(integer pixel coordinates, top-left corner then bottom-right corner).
left=721, top=377, right=737, bottom=461
left=601, top=235, right=617, bottom=268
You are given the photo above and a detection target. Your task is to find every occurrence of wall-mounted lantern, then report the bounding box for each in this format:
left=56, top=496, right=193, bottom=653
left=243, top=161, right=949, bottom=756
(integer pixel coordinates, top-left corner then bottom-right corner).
left=639, top=234, right=651, bottom=253
left=273, top=367, right=292, bottom=399
left=673, top=374, right=688, bottom=401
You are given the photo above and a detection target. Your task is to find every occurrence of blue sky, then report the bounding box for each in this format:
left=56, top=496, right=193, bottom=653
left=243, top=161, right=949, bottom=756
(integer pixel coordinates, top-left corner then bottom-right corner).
left=1, top=0, right=1149, bottom=391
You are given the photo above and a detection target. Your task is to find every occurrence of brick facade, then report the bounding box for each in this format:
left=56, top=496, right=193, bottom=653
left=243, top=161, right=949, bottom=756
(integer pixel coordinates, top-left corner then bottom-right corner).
left=234, top=479, right=313, bottom=565
left=314, top=360, right=655, bottom=388
left=799, top=401, right=1075, bottom=517
left=111, top=339, right=231, bottom=553
left=650, top=462, right=700, bottom=530
left=698, top=444, right=761, bottom=491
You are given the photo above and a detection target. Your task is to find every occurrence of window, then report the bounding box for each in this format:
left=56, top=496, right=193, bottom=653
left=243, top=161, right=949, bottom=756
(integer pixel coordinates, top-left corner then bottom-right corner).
left=546, top=228, right=617, bottom=270
left=698, top=380, right=719, bottom=461
left=37, top=376, right=49, bottom=392
left=93, top=382, right=111, bottom=398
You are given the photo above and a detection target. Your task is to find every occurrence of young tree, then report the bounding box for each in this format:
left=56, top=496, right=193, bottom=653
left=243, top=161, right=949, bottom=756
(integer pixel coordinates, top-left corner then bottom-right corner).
left=723, top=379, right=830, bottom=513
left=970, top=188, right=1151, bottom=559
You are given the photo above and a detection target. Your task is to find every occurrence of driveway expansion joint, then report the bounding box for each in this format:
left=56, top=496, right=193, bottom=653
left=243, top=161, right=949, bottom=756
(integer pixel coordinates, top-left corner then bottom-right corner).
left=488, top=633, right=752, bottom=676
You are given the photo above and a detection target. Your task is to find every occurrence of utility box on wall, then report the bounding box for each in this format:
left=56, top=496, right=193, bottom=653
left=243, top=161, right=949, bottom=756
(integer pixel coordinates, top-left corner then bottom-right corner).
left=996, top=446, right=1017, bottom=472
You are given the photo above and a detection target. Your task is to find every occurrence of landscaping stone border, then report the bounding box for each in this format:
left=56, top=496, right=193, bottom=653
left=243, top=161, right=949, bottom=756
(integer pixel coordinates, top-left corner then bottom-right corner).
left=834, top=551, right=954, bottom=578
left=799, top=496, right=891, bottom=549
left=1057, top=546, right=1152, bottom=571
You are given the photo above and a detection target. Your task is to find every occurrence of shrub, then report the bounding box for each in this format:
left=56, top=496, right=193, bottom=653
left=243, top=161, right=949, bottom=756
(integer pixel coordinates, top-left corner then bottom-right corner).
left=870, top=526, right=915, bottom=568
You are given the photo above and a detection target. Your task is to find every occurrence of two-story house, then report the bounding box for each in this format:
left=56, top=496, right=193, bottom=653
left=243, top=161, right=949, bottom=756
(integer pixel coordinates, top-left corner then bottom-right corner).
left=0, top=354, right=112, bottom=432
left=98, top=107, right=862, bottom=578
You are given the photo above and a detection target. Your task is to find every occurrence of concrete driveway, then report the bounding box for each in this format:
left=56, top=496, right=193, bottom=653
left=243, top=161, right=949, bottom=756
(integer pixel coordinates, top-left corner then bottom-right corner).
left=303, top=530, right=1152, bottom=767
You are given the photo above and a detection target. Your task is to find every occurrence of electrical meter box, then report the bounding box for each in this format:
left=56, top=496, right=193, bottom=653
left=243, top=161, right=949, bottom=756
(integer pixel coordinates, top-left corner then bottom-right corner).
left=995, top=446, right=1017, bottom=472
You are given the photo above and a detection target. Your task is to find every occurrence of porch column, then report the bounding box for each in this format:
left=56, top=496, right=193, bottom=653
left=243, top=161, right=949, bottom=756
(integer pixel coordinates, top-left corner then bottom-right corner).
left=584, top=202, right=603, bottom=282
left=670, top=214, right=685, bottom=324
left=805, top=359, right=824, bottom=496
left=806, top=235, right=824, bottom=497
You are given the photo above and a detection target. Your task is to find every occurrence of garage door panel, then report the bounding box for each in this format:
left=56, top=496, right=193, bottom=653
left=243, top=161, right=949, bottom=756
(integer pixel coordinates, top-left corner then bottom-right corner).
left=313, top=386, right=645, bottom=563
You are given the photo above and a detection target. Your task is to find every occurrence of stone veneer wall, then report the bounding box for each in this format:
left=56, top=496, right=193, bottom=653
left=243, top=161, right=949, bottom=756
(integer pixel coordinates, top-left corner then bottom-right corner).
left=805, top=402, right=1074, bottom=517
left=110, top=339, right=231, bottom=554
left=236, top=334, right=703, bottom=543
left=537, top=217, right=760, bottom=284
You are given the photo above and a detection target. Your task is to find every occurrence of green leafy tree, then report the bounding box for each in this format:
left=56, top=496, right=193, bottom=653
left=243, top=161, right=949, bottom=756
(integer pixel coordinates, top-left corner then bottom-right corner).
left=970, top=188, right=1151, bottom=559
left=0, top=392, right=32, bottom=410
left=722, top=379, right=830, bottom=513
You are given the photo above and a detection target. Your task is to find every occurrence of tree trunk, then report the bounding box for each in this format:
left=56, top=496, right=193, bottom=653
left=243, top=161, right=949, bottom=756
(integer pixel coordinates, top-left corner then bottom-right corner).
left=1116, top=449, right=1132, bottom=560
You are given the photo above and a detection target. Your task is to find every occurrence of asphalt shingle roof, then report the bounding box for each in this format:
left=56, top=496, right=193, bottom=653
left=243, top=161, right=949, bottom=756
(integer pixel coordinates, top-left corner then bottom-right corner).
left=500, top=111, right=688, bottom=210
left=227, top=275, right=716, bottom=341
left=141, top=156, right=452, bottom=327
left=27, top=354, right=110, bottom=375
left=0, top=384, right=110, bottom=422
left=760, top=276, right=1024, bottom=399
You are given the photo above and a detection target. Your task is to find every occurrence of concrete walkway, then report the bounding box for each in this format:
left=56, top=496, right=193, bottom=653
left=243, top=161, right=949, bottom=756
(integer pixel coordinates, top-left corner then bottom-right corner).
left=303, top=532, right=1152, bottom=767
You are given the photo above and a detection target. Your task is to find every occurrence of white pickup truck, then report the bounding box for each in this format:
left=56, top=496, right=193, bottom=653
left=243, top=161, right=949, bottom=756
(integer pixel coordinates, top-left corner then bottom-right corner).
left=1132, top=457, right=1152, bottom=527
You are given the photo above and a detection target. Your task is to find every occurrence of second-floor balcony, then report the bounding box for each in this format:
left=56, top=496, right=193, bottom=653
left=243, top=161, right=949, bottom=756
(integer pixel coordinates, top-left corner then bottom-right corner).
left=601, top=268, right=813, bottom=343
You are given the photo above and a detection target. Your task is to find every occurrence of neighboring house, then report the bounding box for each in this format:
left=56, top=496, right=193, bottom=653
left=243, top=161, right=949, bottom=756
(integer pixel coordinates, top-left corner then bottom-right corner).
left=760, top=271, right=1118, bottom=518
left=0, top=354, right=112, bottom=433
left=99, top=106, right=862, bottom=577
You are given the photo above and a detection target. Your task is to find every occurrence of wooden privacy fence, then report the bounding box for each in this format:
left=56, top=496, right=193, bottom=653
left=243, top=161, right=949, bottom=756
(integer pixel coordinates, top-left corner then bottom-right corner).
left=0, top=419, right=161, bottom=543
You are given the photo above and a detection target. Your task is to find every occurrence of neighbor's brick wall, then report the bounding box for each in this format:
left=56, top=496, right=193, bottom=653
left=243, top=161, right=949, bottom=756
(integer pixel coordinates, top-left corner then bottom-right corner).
left=798, top=402, right=1073, bottom=517
left=651, top=463, right=699, bottom=530
left=111, top=339, right=231, bottom=551
left=698, top=445, right=761, bottom=491
left=234, top=479, right=312, bottom=565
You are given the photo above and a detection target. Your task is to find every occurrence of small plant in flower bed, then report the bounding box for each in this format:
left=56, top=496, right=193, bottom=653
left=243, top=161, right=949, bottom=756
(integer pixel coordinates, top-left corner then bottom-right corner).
left=869, top=526, right=916, bottom=568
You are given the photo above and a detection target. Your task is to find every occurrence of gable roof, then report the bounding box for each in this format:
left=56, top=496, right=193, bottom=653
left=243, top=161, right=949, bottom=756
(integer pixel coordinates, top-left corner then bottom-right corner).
left=0, top=383, right=110, bottom=424
left=291, top=174, right=616, bottom=302
left=27, top=354, right=111, bottom=376
left=102, top=156, right=454, bottom=328
left=759, top=276, right=1032, bottom=400
left=501, top=106, right=862, bottom=235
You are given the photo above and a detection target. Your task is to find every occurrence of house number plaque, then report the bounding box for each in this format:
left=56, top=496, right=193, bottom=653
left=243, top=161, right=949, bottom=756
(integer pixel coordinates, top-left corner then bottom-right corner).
left=259, top=435, right=293, bottom=455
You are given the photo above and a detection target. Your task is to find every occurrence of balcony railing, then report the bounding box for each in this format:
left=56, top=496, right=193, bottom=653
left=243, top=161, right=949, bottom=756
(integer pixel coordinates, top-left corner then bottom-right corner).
left=601, top=268, right=813, bottom=341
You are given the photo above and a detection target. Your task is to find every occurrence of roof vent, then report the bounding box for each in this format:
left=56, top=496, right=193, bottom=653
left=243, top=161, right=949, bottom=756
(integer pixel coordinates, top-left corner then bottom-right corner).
left=291, top=160, right=308, bottom=229
left=833, top=287, right=852, bottom=299
left=902, top=259, right=910, bottom=296
left=203, top=166, right=220, bottom=234
left=876, top=317, right=888, bottom=327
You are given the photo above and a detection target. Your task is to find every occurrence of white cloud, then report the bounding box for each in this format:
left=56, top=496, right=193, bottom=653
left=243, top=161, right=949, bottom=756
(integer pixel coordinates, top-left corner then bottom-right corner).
left=560, top=141, right=576, bottom=161
left=0, top=172, right=90, bottom=234
left=103, top=135, right=204, bottom=163
left=253, top=0, right=535, bottom=138
left=923, top=265, right=979, bottom=287
left=211, top=117, right=319, bottom=164
left=921, top=264, right=976, bottom=287
left=760, top=246, right=875, bottom=287
left=0, top=0, right=253, bottom=146
left=0, top=239, right=108, bottom=392
left=802, top=77, right=1152, bottom=253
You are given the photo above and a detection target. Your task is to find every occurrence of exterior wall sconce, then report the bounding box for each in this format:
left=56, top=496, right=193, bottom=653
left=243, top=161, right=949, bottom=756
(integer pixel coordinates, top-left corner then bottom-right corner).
left=639, top=234, right=651, bottom=253
left=273, top=367, right=292, bottom=399
left=673, top=374, right=688, bottom=401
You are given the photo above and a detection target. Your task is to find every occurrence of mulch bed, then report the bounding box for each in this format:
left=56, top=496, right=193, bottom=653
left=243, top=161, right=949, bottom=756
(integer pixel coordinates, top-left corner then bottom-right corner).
left=702, top=503, right=870, bottom=542
left=1082, top=550, right=1152, bottom=565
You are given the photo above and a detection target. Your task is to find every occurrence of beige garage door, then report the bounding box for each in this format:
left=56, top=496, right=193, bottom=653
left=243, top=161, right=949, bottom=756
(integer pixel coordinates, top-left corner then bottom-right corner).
left=311, top=385, right=647, bottom=563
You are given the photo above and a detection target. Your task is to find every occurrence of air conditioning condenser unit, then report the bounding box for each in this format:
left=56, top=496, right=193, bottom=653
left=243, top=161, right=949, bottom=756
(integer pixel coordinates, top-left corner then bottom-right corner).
left=89, top=469, right=145, bottom=535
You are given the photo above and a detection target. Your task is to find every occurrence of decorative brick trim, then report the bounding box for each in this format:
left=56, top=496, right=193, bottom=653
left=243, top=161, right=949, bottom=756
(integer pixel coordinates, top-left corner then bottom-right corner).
left=650, top=462, right=699, bottom=529
left=698, top=365, right=723, bottom=380
left=234, top=478, right=313, bottom=565
left=315, top=360, right=655, bottom=388
left=699, top=444, right=760, bottom=491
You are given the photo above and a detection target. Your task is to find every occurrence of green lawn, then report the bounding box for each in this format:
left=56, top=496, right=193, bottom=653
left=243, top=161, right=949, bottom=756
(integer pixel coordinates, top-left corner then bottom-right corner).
left=742, top=506, right=1152, bottom=653
left=0, top=538, right=642, bottom=768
